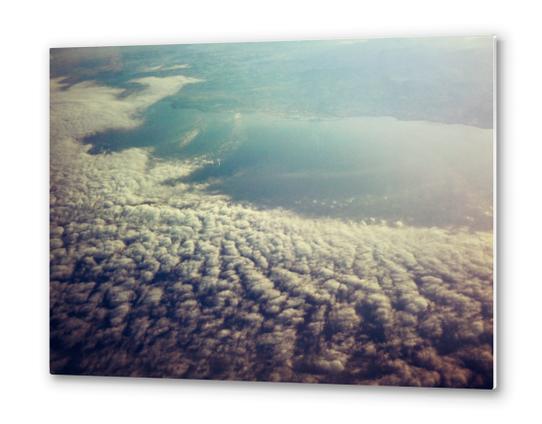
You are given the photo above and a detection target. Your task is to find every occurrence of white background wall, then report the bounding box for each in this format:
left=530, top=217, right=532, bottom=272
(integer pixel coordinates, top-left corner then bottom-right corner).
left=1, top=0, right=540, bottom=422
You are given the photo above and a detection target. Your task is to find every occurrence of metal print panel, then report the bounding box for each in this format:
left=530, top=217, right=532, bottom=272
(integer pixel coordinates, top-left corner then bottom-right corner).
left=50, top=36, right=495, bottom=388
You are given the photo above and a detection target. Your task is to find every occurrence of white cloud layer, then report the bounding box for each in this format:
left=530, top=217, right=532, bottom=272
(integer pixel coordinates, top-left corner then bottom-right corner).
left=50, top=75, right=493, bottom=388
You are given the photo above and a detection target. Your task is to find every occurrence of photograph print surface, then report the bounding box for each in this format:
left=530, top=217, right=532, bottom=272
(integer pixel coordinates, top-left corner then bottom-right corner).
left=50, top=36, right=495, bottom=388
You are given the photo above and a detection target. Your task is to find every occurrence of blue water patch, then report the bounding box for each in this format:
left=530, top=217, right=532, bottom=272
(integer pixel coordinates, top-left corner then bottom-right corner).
left=66, top=39, right=494, bottom=228
left=184, top=114, right=493, bottom=229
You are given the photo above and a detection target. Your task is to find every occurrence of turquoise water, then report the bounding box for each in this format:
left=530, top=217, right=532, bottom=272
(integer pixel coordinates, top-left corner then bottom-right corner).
left=54, top=39, right=494, bottom=228
left=87, top=107, right=492, bottom=228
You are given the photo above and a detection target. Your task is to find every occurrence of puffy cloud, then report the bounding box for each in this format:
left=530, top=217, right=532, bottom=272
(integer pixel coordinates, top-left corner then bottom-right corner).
left=142, top=63, right=190, bottom=73
left=50, top=74, right=201, bottom=142
left=50, top=74, right=494, bottom=388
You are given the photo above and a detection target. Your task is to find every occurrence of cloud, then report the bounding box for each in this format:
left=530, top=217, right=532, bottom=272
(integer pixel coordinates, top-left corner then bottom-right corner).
left=50, top=74, right=494, bottom=388
left=50, top=74, right=201, bottom=141
left=142, top=63, right=190, bottom=73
